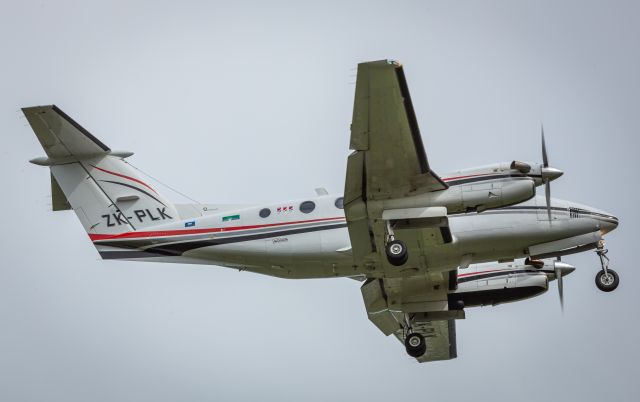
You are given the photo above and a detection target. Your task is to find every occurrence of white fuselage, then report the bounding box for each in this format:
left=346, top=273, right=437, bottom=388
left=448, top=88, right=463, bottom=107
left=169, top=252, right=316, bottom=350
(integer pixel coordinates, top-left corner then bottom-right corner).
left=94, top=192, right=618, bottom=280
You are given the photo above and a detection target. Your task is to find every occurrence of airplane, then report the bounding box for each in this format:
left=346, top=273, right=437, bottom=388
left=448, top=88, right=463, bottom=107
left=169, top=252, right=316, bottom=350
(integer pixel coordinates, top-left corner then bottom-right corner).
left=22, top=59, right=620, bottom=362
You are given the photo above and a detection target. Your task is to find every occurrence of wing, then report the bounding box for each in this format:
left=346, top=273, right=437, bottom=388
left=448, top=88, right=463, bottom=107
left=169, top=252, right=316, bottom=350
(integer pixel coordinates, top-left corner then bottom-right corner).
left=394, top=319, right=457, bottom=363
left=361, top=275, right=462, bottom=363
left=346, top=60, right=446, bottom=202
left=344, top=60, right=450, bottom=265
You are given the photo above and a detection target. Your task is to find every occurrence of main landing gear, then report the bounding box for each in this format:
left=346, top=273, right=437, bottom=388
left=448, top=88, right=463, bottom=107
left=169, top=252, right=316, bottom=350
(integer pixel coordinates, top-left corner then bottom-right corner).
left=595, top=240, right=619, bottom=292
left=403, top=314, right=426, bottom=358
left=405, top=332, right=426, bottom=358
left=385, top=221, right=408, bottom=266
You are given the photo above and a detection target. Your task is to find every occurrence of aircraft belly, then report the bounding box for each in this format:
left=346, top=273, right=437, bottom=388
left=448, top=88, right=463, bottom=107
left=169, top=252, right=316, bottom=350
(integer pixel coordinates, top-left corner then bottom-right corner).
left=179, top=230, right=351, bottom=279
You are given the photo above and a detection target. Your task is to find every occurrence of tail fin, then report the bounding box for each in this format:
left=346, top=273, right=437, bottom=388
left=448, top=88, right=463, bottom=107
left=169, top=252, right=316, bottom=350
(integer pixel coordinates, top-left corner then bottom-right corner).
left=23, top=105, right=178, bottom=235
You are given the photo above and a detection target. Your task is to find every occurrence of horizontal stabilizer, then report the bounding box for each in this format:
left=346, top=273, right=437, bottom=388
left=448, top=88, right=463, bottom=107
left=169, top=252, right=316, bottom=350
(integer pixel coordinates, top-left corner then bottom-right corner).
left=23, top=105, right=110, bottom=159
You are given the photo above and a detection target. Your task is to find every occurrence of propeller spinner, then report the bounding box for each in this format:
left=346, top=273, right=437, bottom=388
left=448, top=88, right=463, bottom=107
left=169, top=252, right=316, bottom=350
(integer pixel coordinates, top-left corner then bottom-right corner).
left=553, top=261, right=575, bottom=312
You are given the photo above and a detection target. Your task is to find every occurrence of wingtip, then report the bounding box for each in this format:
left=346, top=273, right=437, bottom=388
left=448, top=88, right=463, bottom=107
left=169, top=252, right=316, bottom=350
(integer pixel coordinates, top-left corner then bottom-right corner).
left=21, top=104, right=57, bottom=114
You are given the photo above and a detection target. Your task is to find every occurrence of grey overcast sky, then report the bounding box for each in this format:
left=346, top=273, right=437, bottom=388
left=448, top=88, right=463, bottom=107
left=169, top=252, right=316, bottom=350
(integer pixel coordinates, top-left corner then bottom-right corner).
left=1, top=1, right=639, bottom=401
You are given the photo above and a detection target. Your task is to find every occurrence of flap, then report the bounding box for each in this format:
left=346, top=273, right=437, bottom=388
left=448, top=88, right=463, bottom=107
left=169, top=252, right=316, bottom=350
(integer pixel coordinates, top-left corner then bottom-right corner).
left=382, top=206, right=447, bottom=220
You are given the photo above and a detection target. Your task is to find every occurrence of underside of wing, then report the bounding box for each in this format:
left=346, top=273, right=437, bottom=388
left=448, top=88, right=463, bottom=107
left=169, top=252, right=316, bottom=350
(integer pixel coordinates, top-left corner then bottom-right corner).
left=361, top=274, right=462, bottom=363
left=346, top=60, right=446, bottom=202
left=393, top=318, right=457, bottom=363
left=344, top=60, right=449, bottom=265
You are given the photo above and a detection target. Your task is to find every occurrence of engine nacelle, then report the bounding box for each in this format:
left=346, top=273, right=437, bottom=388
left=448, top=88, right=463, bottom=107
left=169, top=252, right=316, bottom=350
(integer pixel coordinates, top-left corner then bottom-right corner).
left=378, top=177, right=535, bottom=214
left=451, top=268, right=549, bottom=308
left=458, top=178, right=536, bottom=213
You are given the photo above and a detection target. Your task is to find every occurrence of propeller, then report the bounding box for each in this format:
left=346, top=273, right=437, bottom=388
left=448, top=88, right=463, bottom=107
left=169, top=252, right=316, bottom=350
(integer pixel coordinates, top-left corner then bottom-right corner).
left=553, top=260, right=575, bottom=313
left=540, top=126, right=563, bottom=222
left=554, top=264, right=564, bottom=311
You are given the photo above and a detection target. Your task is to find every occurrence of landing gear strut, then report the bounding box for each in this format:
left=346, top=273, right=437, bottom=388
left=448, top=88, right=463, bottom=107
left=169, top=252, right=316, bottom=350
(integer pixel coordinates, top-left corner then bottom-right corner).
left=403, top=314, right=426, bottom=358
left=595, top=240, right=619, bottom=292
left=385, top=220, right=408, bottom=266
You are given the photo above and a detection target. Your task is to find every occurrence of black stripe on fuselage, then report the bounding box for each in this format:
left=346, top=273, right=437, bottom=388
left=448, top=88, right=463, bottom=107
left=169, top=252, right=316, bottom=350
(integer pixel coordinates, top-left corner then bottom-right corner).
left=500, top=205, right=617, bottom=222
left=98, top=222, right=348, bottom=259
left=450, top=204, right=618, bottom=224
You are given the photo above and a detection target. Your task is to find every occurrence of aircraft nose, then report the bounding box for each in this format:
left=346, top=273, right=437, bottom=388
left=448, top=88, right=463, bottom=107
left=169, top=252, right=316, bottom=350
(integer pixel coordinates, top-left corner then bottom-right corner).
left=599, top=213, right=619, bottom=235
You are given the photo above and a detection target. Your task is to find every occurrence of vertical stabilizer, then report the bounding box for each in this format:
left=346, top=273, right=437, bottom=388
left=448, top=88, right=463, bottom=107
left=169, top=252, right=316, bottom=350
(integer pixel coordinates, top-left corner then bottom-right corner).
left=24, top=105, right=178, bottom=236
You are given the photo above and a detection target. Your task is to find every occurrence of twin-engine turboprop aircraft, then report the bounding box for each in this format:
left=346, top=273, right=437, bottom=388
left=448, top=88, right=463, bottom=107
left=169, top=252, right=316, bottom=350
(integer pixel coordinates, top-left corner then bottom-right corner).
left=23, top=60, right=619, bottom=362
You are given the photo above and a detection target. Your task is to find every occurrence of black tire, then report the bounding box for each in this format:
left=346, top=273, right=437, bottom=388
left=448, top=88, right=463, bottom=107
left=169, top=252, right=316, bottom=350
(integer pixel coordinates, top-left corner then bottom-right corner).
left=405, top=332, right=426, bottom=358
left=595, top=269, right=619, bottom=292
left=386, top=239, right=408, bottom=266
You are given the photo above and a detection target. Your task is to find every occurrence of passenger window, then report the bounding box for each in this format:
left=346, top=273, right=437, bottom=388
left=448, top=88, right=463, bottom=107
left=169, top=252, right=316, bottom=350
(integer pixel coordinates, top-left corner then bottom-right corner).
left=299, top=201, right=316, bottom=214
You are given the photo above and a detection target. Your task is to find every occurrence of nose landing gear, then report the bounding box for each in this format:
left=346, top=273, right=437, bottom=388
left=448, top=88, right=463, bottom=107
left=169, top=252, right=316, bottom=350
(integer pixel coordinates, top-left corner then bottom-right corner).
left=595, top=241, right=619, bottom=292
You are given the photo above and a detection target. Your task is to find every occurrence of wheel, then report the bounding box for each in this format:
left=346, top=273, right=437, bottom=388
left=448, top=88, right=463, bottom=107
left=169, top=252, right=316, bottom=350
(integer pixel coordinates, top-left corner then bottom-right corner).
left=404, top=332, right=426, bottom=358
left=595, top=269, right=619, bottom=292
left=386, top=239, right=408, bottom=266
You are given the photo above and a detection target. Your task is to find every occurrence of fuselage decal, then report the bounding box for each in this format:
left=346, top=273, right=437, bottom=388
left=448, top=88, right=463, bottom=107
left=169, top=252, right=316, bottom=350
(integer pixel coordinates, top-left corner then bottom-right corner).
left=99, top=180, right=167, bottom=207
left=90, top=164, right=158, bottom=194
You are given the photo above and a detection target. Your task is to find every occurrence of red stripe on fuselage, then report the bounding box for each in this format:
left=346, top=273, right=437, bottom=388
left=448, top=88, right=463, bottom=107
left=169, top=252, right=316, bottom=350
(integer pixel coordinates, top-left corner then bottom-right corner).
left=457, top=269, right=505, bottom=278
left=442, top=173, right=489, bottom=182
left=90, top=164, right=158, bottom=194
left=89, top=216, right=346, bottom=241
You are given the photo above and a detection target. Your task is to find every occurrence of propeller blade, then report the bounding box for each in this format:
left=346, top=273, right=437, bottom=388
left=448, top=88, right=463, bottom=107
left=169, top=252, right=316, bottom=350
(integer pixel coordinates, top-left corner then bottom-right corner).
left=545, top=180, right=552, bottom=222
left=541, top=125, right=548, bottom=168
left=553, top=262, right=575, bottom=313
left=555, top=265, right=564, bottom=312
